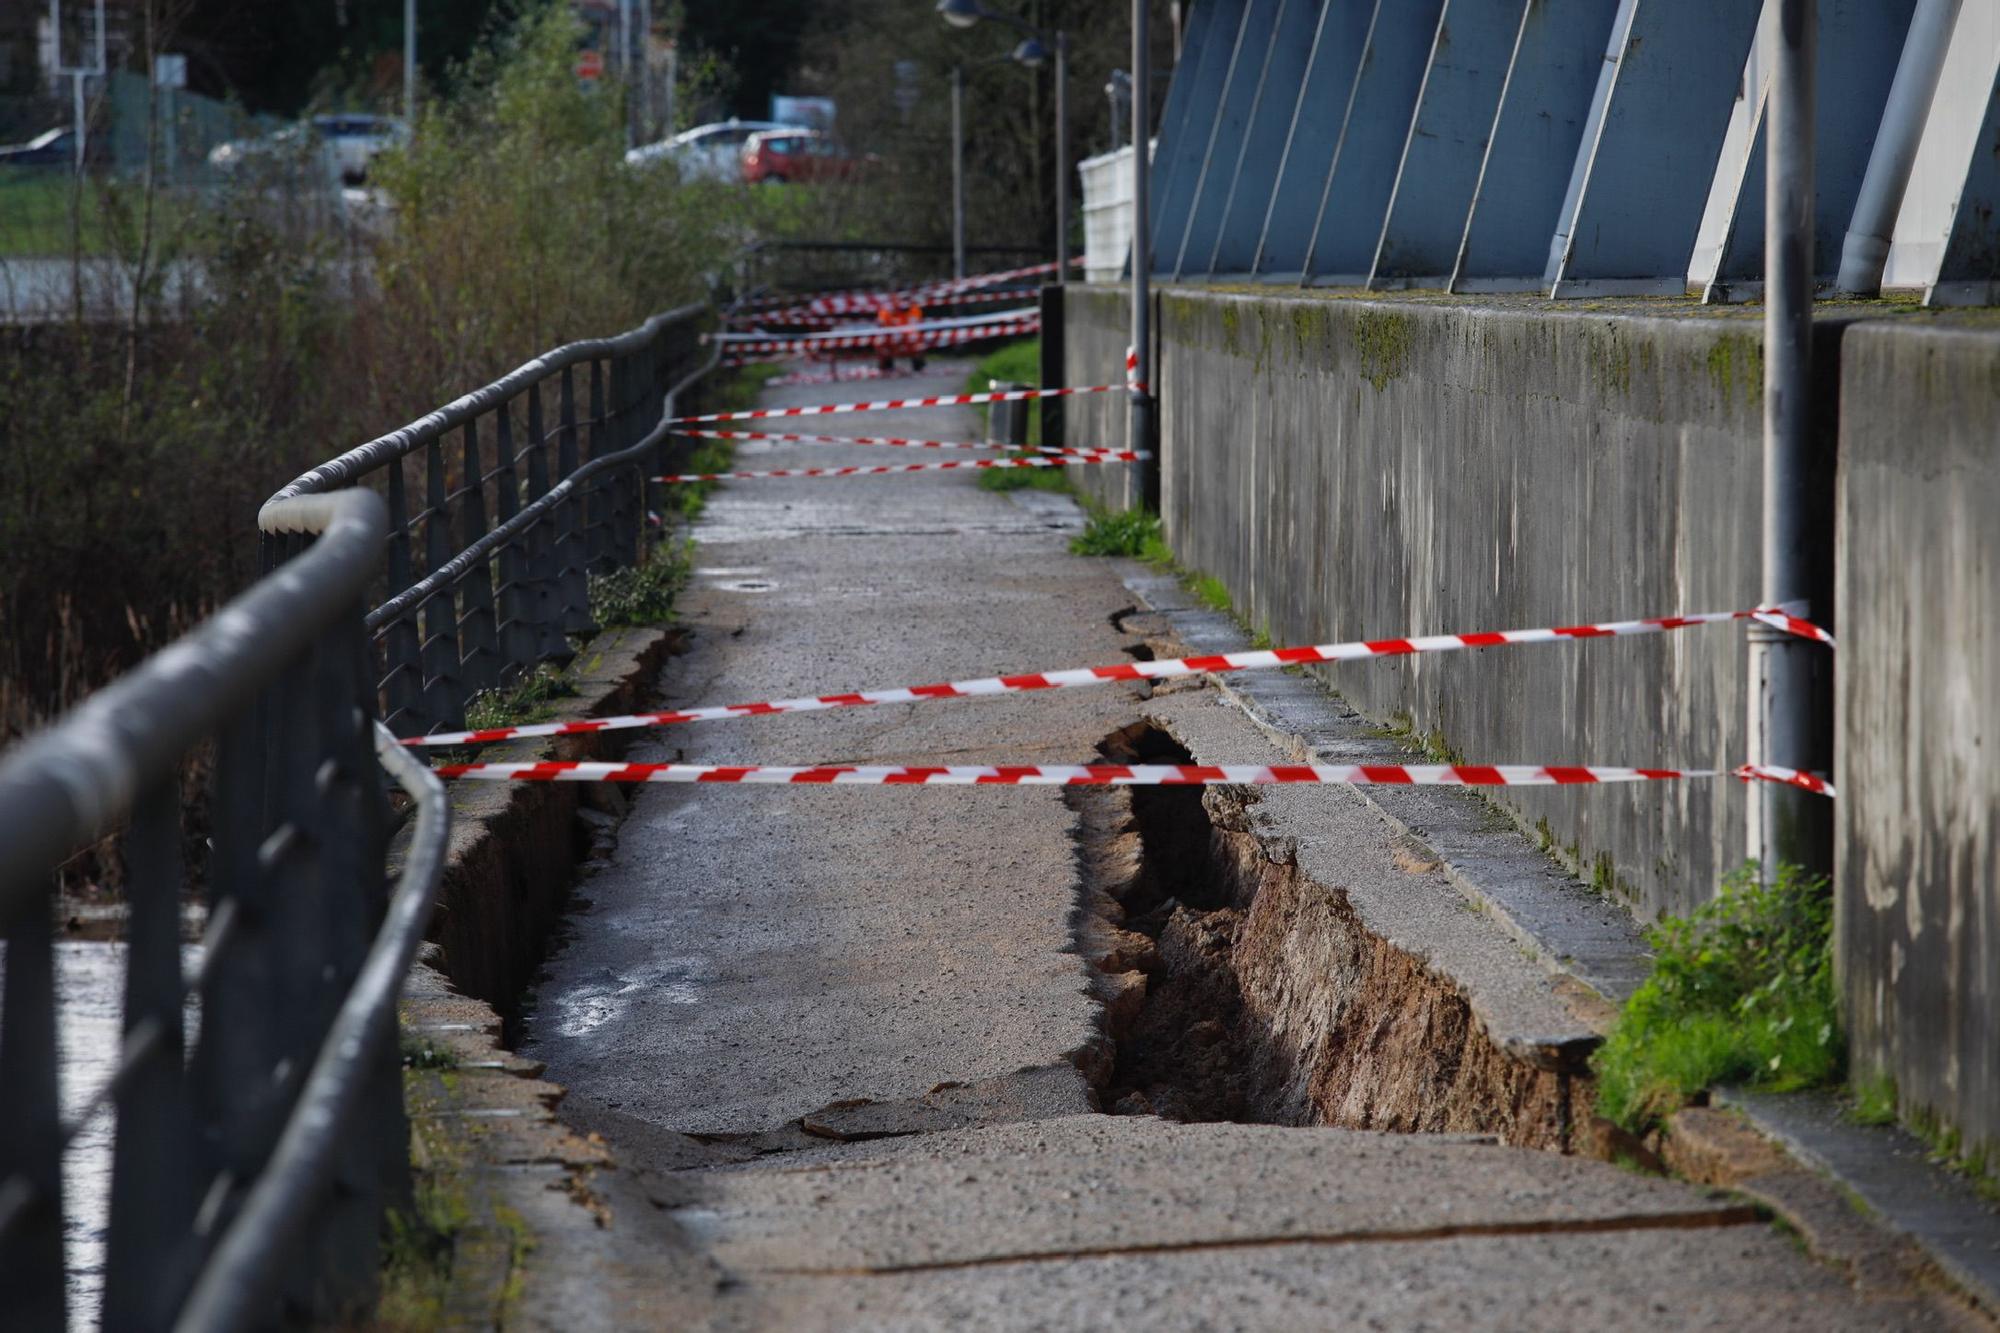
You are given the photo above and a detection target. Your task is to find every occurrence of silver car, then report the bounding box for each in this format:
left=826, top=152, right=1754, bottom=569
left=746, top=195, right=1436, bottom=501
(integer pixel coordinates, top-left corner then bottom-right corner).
left=625, top=119, right=789, bottom=183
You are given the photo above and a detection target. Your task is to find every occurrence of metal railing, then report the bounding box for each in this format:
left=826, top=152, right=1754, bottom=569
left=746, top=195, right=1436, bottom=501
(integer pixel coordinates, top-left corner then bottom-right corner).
left=0, top=298, right=724, bottom=1325
left=264, top=303, right=716, bottom=736
left=0, top=489, right=450, bottom=1330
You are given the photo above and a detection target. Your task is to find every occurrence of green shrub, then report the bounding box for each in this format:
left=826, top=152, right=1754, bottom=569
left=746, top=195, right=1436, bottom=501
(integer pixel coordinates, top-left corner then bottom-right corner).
left=1594, top=862, right=1841, bottom=1134
left=462, top=663, right=578, bottom=731
left=588, top=538, right=692, bottom=628
left=1069, top=506, right=1167, bottom=560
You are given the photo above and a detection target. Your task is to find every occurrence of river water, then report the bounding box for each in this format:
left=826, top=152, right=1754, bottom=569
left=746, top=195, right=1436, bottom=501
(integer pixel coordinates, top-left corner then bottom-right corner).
left=1, top=940, right=199, bottom=1330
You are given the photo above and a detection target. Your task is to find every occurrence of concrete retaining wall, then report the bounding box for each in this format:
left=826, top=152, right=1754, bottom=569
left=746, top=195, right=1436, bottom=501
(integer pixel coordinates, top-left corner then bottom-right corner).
left=1837, top=324, right=1999, bottom=1166
left=1064, top=286, right=1838, bottom=923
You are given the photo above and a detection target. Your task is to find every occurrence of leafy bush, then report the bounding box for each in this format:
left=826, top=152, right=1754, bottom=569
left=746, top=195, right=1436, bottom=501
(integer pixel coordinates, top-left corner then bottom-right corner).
left=588, top=538, right=692, bottom=629
left=462, top=663, right=579, bottom=732
left=1594, top=862, right=1841, bottom=1133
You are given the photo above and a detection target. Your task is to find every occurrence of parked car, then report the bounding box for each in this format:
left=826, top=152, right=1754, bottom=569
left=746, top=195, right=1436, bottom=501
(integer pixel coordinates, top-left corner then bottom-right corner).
left=625, top=119, right=788, bottom=183
left=0, top=128, right=76, bottom=168
left=209, top=114, right=406, bottom=185
left=741, top=129, right=866, bottom=185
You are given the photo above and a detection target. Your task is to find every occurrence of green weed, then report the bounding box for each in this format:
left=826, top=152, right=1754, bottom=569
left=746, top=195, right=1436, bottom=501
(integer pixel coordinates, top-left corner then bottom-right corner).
left=463, top=663, right=579, bottom=732
left=1069, top=506, right=1170, bottom=561
left=1593, top=862, right=1841, bottom=1135
left=588, top=538, right=692, bottom=629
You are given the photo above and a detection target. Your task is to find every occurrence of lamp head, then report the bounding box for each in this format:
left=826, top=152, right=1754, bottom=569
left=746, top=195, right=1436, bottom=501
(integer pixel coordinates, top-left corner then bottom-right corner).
left=1012, top=37, right=1049, bottom=69
left=936, top=0, right=983, bottom=29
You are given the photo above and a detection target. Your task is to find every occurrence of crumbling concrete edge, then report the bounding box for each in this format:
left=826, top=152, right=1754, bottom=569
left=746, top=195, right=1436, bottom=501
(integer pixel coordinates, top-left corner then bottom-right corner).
left=385, top=625, right=678, bottom=1322
left=1117, top=562, right=2000, bottom=1323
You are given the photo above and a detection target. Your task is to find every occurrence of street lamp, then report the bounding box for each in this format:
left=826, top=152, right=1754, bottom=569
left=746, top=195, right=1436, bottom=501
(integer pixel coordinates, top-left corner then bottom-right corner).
left=936, top=0, right=1070, bottom=284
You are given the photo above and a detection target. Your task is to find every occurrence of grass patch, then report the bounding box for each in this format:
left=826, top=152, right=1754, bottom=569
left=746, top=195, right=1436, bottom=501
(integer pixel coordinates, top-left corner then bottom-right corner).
left=588, top=537, right=692, bottom=628
left=978, top=453, right=1072, bottom=493
left=1069, top=506, right=1168, bottom=559
left=462, top=663, right=579, bottom=732
left=1594, top=862, right=1841, bottom=1135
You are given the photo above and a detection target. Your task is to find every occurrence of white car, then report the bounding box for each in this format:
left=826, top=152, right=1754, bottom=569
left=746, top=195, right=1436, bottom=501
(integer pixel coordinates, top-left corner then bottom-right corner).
left=209, top=114, right=407, bottom=186
left=625, top=119, right=789, bottom=183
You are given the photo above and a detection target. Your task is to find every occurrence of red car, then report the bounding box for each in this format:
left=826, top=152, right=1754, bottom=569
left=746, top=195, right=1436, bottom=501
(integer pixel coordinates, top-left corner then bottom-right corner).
left=741, top=129, right=865, bottom=184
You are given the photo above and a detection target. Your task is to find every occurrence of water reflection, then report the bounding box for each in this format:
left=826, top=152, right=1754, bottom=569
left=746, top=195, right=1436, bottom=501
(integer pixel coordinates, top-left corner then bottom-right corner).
left=0, top=941, right=199, bottom=1331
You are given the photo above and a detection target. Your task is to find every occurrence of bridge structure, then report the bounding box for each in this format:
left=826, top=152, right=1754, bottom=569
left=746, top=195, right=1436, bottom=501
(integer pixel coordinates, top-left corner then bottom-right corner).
left=3, top=0, right=2000, bottom=1326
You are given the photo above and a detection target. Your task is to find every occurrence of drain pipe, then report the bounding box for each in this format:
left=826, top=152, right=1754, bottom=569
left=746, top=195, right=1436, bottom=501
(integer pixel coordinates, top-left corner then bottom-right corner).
left=1130, top=0, right=1155, bottom=513
left=1754, top=0, right=1817, bottom=876
left=1836, top=0, right=1961, bottom=295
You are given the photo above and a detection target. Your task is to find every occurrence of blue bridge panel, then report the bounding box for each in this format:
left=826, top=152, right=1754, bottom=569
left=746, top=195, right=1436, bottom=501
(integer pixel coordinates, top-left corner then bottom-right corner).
left=1452, top=0, right=1622, bottom=292
left=1175, top=2, right=1283, bottom=278
left=1368, top=0, right=1527, bottom=289
left=1209, top=0, right=1325, bottom=278
left=1252, top=0, right=1375, bottom=280
left=1151, top=0, right=1246, bottom=275
left=1707, top=0, right=1918, bottom=301
left=1547, top=0, right=1763, bottom=297
left=1302, top=0, right=1449, bottom=286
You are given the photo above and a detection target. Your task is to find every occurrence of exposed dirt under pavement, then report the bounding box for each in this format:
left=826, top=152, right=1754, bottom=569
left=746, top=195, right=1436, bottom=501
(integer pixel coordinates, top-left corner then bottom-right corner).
left=1074, top=720, right=1587, bottom=1150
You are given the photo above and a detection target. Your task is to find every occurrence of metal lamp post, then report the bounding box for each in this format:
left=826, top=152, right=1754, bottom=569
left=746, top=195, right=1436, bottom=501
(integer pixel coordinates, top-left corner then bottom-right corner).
left=937, top=0, right=1071, bottom=284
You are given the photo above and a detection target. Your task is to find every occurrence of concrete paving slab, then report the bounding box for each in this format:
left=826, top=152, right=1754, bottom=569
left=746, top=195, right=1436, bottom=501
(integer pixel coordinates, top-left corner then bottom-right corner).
left=742, top=1227, right=1947, bottom=1332
left=672, top=1114, right=1755, bottom=1274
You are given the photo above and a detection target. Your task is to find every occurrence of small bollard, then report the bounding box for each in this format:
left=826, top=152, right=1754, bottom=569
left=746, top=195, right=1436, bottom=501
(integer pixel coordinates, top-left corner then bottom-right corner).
left=986, top=380, right=1030, bottom=449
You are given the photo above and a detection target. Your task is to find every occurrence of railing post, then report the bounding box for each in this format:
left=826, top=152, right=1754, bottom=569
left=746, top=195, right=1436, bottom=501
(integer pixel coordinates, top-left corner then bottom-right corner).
left=586, top=356, right=613, bottom=575
left=556, top=365, right=594, bottom=635
left=457, top=418, right=501, bottom=694
left=104, top=780, right=200, bottom=1328
left=382, top=466, right=428, bottom=735
left=524, top=382, right=569, bottom=664
left=0, top=898, right=66, bottom=1329
left=421, top=438, right=466, bottom=731
left=491, top=405, right=537, bottom=681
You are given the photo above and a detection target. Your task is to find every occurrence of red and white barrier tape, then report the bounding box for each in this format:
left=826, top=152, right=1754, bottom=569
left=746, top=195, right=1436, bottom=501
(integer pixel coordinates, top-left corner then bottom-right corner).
left=744, top=289, right=1044, bottom=329
left=1734, top=764, right=1836, bottom=796
left=405, top=604, right=1831, bottom=748
left=712, top=308, right=1037, bottom=345
left=674, top=428, right=1121, bottom=456
left=652, top=453, right=1147, bottom=484
left=672, top=383, right=1121, bottom=425
left=719, top=320, right=1038, bottom=361
left=731, top=260, right=1071, bottom=321
left=1126, top=345, right=1146, bottom=394
left=434, top=760, right=1719, bottom=787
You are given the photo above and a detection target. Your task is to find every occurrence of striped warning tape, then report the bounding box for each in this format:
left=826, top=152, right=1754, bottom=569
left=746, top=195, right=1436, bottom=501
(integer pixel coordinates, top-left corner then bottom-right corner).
left=671, top=382, right=1121, bottom=425
left=426, top=761, right=1833, bottom=794
left=712, top=308, right=1038, bottom=345
left=748, top=289, right=1043, bottom=329
left=729, top=260, right=1075, bottom=321
left=652, top=452, right=1148, bottom=484
left=433, top=761, right=1720, bottom=787
left=719, top=319, right=1039, bottom=362
left=674, top=428, right=1121, bottom=455
left=403, top=604, right=1833, bottom=747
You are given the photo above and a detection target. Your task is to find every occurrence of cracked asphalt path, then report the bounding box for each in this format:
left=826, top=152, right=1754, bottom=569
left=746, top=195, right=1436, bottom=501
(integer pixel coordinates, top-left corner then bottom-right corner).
left=510, top=360, right=1975, bottom=1332
left=523, top=360, right=1141, bottom=1138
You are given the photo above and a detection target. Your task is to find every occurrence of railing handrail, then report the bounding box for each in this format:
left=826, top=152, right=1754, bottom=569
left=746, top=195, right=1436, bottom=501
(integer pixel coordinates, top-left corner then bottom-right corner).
left=353, top=338, right=723, bottom=631
left=262, top=301, right=707, bottom=507
left=0, top=488, right=387, bottom=921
